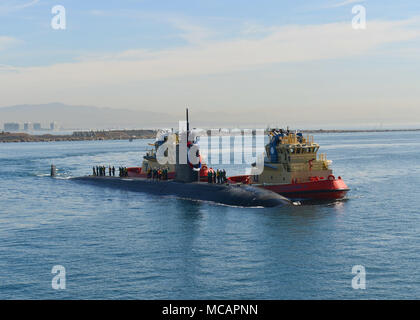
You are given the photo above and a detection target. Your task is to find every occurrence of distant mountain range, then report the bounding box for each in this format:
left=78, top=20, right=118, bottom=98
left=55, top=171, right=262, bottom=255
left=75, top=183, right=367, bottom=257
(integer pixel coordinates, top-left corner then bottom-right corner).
left=0, top=103, right=273, bottom=131
left=0, top=103, right=175, bottom=130
left=4, top=102, right=408, bottom=131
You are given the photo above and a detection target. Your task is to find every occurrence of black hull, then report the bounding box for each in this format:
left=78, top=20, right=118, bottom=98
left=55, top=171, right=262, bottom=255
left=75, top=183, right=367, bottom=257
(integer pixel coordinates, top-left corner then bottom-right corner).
left=72, top=176, right=292, bottom=207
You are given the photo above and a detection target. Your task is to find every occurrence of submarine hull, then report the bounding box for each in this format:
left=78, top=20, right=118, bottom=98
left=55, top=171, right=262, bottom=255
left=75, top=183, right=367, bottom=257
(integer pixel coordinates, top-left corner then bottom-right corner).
left=72, top=176, right=292, bottom=207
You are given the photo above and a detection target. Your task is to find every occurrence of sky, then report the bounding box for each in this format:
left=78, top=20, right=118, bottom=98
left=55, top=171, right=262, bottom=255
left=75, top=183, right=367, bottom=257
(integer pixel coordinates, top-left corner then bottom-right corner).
left=0, top=0, right=420, bottom=128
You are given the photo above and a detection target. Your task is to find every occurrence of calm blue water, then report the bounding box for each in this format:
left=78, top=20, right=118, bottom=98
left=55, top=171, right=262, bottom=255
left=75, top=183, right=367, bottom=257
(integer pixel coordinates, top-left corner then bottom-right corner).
left=1, top=131, right=420, bottom=299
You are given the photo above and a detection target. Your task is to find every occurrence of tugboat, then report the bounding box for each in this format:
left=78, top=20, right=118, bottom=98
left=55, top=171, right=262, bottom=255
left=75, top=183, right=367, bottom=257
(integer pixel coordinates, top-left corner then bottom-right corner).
left=71, top=110, right=292, bottom=208
left=125, top=126, right=208, bottom=181
left=229, top=129, right=349, bottom=201
left=125, top=130, right=177, bottom=179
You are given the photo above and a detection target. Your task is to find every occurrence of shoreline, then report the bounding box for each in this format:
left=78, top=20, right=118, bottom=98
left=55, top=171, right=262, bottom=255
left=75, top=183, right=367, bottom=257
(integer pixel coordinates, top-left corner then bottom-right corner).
left=1, top=128, right=420, bottom=143
left=0, top=129, right=157, bottom=143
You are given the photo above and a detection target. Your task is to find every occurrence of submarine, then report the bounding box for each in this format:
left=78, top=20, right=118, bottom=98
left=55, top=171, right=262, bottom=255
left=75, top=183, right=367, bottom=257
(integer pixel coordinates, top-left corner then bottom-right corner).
left=72, top=176, right=292, bottom=207
left=69, top=109, right=292, bottom=208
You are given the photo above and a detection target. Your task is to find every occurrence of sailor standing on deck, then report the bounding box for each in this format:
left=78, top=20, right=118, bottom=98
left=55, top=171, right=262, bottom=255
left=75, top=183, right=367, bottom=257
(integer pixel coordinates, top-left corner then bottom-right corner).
left=112, top=166, right=115, bottom=176
left=208, top=169, right=213, bottom=183
left=93, top=166, right=96, bottom=176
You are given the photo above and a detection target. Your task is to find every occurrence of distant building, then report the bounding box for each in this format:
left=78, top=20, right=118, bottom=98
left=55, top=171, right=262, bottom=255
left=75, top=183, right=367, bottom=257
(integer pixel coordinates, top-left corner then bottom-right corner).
left=24, top=122, right=33, bottom=131
left=33, top=123, right=42, bottom=131
left=4, top=123, right=20, bottom=132
left=50, top=122, right=58, bottom=131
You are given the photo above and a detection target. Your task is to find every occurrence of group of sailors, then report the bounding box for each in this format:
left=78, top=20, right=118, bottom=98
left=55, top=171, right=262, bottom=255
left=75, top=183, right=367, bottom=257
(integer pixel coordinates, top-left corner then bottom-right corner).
left=147, top=168, right=169, bottom=180
left=93, top=165, right=131, bottom=177
left=93, top=165, right=228, bottom=183
left=119, top=167, right=128, bottom=177
left=207, top=168, right=227, bottom=184
left=93, top=165, right=115, bottom=177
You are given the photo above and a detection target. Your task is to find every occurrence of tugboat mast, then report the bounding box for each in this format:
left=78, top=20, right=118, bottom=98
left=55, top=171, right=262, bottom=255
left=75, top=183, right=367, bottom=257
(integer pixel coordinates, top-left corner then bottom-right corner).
left=186, top=107, right=189, bottom=143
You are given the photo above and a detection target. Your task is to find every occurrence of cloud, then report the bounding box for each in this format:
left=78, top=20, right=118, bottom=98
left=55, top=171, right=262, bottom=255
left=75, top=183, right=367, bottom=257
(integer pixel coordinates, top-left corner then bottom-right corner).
left=88, top=9, right=215, bottom=45
left=10, top=18, right=419, bottom=75
left=0, top=36, right=20, bottom=51
left=15, top=0, right=39, bottom=9
left=0, top=18, right=419, bottom=109
left=328, top=0, right=365, bottom=8
left=0, top=0, right=40, bottom=14
left=167, top=19, right=215, bottom=44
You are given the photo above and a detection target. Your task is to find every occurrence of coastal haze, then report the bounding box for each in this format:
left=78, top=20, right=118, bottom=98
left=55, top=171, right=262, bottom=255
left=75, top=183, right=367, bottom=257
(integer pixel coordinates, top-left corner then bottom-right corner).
left=0, top=103, right=309, bottom=131
left=0, top=103, right=171, bottom=130
left=1, top=102, right=419, bottom=131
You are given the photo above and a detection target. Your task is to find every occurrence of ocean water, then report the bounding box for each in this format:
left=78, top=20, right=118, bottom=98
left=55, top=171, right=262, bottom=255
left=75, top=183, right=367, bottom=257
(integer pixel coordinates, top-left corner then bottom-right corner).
left=0, top=131, right=420, bottom=299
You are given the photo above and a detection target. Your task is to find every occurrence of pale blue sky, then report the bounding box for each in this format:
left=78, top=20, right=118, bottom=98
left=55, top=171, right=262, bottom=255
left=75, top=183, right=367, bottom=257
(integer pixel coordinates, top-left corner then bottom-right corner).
left=1, top=0, right=420, bottom=127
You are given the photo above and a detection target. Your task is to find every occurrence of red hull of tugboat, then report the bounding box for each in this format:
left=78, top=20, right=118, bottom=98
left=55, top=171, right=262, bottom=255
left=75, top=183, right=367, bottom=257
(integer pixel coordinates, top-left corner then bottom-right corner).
left=259, top=178, right=349, bottom=201
left=228, top=175, right=349, bottom=201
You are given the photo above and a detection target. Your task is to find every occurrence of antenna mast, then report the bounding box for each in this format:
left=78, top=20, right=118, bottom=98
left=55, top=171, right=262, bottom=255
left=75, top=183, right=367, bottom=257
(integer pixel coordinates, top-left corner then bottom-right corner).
left=186, top=107, right=189, bottom=142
